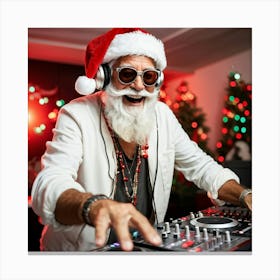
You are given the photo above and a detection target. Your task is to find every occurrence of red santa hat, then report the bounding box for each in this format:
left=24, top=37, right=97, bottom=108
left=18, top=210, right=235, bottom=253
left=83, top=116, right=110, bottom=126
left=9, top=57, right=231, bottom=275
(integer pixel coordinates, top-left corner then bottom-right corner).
left=75, top=28, right=167, bottom=95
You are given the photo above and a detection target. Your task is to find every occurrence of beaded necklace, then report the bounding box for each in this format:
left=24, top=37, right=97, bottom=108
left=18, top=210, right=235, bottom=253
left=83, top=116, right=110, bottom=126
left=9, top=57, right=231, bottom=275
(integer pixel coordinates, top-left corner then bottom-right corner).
left=101, top=102, right=149, bottom=206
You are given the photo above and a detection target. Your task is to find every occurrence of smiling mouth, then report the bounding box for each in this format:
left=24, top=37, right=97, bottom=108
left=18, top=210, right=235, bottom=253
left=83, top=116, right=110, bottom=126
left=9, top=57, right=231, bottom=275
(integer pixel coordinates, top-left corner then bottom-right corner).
left=124, top=95, right=145, bottom=103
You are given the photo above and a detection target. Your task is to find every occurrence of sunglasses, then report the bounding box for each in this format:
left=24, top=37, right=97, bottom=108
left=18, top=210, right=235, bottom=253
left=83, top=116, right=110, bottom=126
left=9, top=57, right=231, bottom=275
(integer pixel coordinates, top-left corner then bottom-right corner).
left=115, top=66, right=160, bottom=87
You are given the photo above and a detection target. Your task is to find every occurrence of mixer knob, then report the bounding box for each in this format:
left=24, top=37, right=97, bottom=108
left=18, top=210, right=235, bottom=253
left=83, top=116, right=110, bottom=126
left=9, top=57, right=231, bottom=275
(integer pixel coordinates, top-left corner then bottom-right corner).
left=194, top=226, right=201, bottom=242
left=215, top=229, right=220, bottom=237
left=225, top=230, right=231, bottom=243
left=185, top=225, right=191, bottom=239
left=190, top=212, right=195, bottom=219
left=212, top=237, right=217, bottom=248
left=198, top=211, right=204, bottom=218
left=164, top=222, right=171, bottom=233
left=202, top=228, right=209, bottom=241
left=161, top=231, right=168, bottom=239
left=217, top=235, right=223, bottom=246
left=209, top=239, right=215, bottom=250
left=195, top=226, right=200, bottom=237
left=173, top=223, right=180, bottom=239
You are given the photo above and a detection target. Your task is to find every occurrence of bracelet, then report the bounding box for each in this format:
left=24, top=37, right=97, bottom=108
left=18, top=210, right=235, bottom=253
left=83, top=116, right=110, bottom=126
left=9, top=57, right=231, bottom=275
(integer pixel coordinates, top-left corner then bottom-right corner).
left=81, top=194, right=109, bottom=226
left=239, top=188, right=252, bottom=207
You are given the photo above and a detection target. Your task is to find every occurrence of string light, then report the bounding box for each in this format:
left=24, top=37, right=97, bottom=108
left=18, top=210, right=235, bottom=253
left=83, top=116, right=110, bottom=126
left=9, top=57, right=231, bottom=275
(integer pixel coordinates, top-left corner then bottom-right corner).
left=29, top=86, right=36, bottom=93
left=40, top=124, right=46, bottom=130
left=229, top=96, right=235, bottom=102
left=235, top=133, right=242, bottom=139
left=237, top=103, right=244, bottom=110
left=234, top=97, right=240, bottom=103
left=216, top=142, right=222, bottom=149
left=191, top=122, right=198, bottom=128
left=233, top=125, right=239, bottom=132
left=56, top=99, right=65, bottom=107
left=39, top=98, right=45, bottom=105
left=234, top=114, right=240, bottom=121
left=234, top=73, right=241, bottom=80
left=246, top=84, right=252, bottom=91
left=200, top=133, right=207, bottom=140
left=34, top=127, right=42, bottom=134
left=222, top=127, right=228, bottom=134
left=48, top=110, right=58, bottom=120
left=173, top=102, right=179, bottom=110
left=222, top=108, right=228, bottom=114
left=218, top=156, right=224, bottom=163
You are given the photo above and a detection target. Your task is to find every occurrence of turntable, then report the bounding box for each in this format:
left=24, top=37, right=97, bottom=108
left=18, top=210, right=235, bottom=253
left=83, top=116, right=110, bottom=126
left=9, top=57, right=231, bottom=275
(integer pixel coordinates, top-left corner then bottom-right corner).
left=190, top=216, right=238, bottom=229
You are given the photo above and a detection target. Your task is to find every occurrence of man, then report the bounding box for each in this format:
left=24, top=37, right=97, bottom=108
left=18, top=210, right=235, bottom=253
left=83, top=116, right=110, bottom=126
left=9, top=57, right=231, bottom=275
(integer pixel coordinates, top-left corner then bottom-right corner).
left=31, top=28, right=252, bottom=251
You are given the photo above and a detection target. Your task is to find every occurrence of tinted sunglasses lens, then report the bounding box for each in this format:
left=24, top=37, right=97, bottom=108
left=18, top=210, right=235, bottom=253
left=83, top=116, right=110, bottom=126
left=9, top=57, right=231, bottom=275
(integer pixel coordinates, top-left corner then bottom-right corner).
left=143, top=70, right=159, bottom=86
left=118, top=68, right=137, bottom=84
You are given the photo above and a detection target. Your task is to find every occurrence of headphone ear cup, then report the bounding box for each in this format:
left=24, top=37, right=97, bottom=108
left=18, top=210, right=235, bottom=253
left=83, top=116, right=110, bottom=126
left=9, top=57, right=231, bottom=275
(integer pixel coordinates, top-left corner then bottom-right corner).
left=95, top=64, right=111, bottom=90
left=155, top=71, right=164, bottom=88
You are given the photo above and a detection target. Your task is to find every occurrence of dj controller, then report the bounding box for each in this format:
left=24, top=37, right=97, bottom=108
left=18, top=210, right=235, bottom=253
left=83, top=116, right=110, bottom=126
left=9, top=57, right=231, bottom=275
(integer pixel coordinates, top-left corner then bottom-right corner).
left=99, top=205, right=252, bottom=253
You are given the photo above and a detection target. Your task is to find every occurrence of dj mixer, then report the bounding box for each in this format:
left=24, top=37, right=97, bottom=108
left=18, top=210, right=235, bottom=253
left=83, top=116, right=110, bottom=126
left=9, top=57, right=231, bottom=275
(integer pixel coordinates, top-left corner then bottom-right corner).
left=99, top=205, right=252, bottom=252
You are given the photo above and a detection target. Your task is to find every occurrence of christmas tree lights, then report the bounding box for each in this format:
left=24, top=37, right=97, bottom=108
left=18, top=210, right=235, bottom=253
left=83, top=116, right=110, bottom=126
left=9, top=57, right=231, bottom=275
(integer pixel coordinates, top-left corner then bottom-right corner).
left=28, top=83, right=65, bottom=137
left=160, top=81, right=211, bottom=154
left=215, top=72, right=252, bottom=163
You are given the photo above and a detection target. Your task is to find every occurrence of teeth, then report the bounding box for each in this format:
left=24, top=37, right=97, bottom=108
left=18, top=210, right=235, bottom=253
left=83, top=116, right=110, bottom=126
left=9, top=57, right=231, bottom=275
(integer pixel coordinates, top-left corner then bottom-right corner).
left=128, top=95, right=142, bottom=99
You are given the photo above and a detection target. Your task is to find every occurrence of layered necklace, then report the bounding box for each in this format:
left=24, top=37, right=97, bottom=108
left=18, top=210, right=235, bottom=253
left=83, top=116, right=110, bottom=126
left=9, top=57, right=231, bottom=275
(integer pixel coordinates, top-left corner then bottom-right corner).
left=101, top=103, right=149, bottom=206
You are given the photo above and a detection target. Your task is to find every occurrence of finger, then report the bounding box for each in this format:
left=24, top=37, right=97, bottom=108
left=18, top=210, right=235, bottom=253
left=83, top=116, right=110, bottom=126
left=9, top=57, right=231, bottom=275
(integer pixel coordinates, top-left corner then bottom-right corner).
left=89, top=200, right=112, bottom=247
left=113, top=220, right=134, bottom=251
left=94, top=221, right=109, bottom=247
left=130, top=211, right=162, bottom=246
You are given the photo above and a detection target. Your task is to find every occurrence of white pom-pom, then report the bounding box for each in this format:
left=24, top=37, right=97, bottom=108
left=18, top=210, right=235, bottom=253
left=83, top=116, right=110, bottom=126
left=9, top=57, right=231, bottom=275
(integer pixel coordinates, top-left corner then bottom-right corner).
left=75, top=76, right=96, bottom=95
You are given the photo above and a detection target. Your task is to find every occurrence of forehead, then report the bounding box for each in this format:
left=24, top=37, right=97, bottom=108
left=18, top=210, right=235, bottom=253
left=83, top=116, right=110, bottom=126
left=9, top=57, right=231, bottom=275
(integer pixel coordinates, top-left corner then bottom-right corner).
left=114, top=55, right=156, bottom=68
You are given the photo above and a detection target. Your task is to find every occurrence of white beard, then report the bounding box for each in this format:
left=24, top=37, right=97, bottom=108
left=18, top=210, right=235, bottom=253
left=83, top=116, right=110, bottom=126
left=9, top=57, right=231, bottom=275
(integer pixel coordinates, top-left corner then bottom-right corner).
left=103, top=83, right=159, bottom=145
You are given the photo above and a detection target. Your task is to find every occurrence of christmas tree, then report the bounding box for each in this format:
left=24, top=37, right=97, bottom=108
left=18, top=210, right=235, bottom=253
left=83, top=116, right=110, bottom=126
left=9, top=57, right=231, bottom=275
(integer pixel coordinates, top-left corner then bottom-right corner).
left=160, top=81, right=212, bottom=155
left=215, top=72, right=252, bottom=163
left=160, top=81, right=213, bottom=217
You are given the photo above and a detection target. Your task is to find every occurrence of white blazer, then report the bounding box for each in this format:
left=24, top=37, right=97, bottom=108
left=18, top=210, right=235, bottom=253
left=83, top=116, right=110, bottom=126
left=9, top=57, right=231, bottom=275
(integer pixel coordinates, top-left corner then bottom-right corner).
left=31, top=92, right=239, bottom=251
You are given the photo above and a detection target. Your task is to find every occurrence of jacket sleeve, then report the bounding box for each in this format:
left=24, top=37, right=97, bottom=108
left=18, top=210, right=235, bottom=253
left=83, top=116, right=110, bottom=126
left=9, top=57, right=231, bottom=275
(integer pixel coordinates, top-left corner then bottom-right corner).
left=31, top=105, right=86, bottom=230
left=166, top=105, right=240, bottom=199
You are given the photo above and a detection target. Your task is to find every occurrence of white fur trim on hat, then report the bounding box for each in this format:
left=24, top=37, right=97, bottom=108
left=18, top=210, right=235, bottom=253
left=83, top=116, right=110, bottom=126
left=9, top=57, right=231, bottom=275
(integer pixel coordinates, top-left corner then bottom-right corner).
left=103, top=31, right=167, bottom=70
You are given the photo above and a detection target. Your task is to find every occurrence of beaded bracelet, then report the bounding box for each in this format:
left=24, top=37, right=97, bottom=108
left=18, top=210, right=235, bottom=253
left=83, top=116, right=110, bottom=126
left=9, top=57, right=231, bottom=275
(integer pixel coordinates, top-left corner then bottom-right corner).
left=81, top=194, right=109, bottom=226
left=239, top=189, right=252, bottom=208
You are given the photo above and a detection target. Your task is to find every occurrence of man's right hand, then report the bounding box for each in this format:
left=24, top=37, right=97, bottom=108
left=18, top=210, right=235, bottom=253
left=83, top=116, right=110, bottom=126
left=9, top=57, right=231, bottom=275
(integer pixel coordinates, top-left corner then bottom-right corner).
left=89, top=199, right=162, bottom=251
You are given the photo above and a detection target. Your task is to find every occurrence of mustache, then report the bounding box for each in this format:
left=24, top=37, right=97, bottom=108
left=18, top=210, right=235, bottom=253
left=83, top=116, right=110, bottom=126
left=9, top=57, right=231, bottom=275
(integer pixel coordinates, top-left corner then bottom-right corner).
left=105, top=83, right=158, bottom=98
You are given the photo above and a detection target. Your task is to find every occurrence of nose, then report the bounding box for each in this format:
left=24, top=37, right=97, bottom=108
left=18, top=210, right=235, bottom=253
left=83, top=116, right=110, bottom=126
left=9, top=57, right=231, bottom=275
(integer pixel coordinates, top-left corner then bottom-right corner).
left=131, top=75, right=145, bottom=91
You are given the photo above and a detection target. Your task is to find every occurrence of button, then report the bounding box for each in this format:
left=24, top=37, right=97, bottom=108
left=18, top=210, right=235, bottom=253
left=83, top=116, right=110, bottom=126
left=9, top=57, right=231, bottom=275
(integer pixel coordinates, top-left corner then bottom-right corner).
left=181, top=240, right=194, bottom=248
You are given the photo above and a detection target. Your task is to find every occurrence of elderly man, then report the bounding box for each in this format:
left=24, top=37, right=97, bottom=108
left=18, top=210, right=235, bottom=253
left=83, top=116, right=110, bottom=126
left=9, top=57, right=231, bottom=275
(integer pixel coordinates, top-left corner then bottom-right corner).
left=31, top=28, right=252, bottom=251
